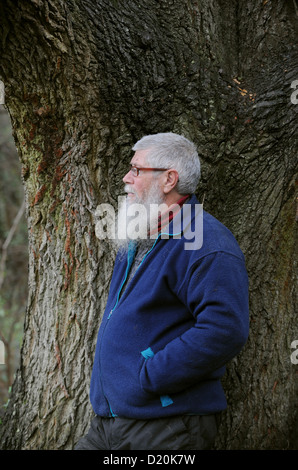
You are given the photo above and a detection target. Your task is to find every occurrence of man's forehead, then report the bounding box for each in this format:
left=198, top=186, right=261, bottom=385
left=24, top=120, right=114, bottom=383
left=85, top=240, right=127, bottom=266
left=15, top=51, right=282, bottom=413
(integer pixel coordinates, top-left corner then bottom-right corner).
left=130, top=149, right=151, bottom=165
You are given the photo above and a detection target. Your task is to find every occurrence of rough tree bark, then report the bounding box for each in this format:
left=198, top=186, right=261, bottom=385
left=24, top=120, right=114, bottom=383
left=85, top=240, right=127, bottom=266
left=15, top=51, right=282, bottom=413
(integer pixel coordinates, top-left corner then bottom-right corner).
left=0, top=0, right=297, bottom=450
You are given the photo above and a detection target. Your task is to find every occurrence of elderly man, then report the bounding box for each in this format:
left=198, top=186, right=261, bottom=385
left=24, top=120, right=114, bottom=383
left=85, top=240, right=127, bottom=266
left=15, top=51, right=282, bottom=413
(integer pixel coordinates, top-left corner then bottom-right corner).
left=75, top=132, right=249, bottom=451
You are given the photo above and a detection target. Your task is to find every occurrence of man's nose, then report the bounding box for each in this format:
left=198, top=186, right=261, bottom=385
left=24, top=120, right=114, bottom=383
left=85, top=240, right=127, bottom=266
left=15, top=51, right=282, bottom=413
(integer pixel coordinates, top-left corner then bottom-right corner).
left=123, top=170, right=133, bottom=184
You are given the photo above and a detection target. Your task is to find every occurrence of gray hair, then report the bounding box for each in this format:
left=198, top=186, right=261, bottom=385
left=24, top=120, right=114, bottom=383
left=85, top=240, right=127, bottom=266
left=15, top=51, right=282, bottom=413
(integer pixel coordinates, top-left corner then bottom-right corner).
left=132, top=132, right=201, bottom=194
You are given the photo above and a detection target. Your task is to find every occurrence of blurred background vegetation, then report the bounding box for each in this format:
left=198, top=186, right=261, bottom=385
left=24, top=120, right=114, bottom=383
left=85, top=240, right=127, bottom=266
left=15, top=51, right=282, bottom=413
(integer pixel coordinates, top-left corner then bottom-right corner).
left=0, top=104, right=28, bottom=411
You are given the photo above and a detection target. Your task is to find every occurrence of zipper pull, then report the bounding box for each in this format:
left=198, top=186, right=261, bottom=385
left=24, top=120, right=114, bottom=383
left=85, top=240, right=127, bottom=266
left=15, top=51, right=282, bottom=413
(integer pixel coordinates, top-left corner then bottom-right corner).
left=108, top=310, right=113, bottom=319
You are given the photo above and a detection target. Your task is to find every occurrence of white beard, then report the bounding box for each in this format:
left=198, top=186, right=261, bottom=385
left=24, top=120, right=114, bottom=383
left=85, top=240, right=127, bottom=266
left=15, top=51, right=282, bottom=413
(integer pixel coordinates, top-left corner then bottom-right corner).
left=112, top=180, right=166, bottom=254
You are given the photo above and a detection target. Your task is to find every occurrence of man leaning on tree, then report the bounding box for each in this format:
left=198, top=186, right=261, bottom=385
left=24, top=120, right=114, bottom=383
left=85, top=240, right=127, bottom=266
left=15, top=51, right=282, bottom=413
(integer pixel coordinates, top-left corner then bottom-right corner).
left=75, top=132, right=249, bottom=451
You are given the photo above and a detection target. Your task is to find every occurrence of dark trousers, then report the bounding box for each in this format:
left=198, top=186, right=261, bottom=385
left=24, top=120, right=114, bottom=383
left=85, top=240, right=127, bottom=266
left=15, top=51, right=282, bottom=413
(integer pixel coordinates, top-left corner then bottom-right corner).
left=75, top=414, right=218, bottom=451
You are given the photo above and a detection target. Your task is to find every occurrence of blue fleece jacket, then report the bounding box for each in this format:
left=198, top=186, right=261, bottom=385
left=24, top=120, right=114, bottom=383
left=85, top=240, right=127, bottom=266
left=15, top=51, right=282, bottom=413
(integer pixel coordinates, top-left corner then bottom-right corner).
left=90, top=194, right=249, bottom=419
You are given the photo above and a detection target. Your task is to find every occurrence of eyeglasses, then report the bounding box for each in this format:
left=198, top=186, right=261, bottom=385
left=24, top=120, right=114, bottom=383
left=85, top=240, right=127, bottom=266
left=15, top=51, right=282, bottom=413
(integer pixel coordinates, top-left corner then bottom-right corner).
left=129, top=164, right=169, bottom=177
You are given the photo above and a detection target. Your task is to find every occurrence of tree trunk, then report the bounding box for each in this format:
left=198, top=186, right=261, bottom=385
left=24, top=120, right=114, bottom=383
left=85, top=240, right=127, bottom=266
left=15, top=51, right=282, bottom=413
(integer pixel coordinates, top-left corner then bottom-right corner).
left=0, top=0, right=297, bottom=450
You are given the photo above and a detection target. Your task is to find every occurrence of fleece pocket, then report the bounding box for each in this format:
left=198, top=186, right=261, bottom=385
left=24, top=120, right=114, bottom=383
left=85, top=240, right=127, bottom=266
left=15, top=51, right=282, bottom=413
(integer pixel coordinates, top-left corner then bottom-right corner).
left=140, top=347, right=174, bottom=407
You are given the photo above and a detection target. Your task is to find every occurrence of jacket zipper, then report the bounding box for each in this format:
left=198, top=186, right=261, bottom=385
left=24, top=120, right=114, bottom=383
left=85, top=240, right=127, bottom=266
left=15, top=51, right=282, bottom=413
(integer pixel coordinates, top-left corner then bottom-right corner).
left=99, top=242, right=137, bottom=416
left=99, top=234, right=169, bottom=416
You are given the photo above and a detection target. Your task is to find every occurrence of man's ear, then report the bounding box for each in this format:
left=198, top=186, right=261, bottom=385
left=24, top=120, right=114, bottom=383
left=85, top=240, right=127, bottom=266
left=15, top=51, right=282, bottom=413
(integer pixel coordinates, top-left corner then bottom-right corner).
left=163, top=169, right=179, bottom=194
